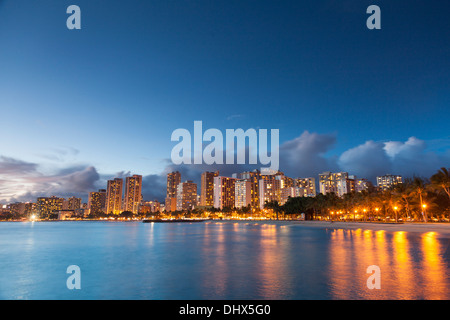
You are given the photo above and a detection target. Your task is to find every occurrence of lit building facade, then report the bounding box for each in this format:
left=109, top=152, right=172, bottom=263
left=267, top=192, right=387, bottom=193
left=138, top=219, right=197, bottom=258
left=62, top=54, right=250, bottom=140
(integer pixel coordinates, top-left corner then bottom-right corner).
left=64, top=196, right=81, bottom=211
left=37, top=196, right=64, bottom=218
left=200, top=171, right=219, bottom=206
left=259, top=176, right=281, bottom=209
left=319, top=172, right=349, bottom=197
left=176, top=181, right=198, bottom=211
left=106, top=178, right=123, bottom=215
left=88, top=189, right=106, bottom=215
left=355, top=178, right=373, bottom=193
left=213, top=176, right=236, bottom=209
left=240, top=170, right=261, bottom=208
left=124, top=175, right=142, bottom=214
left=295, top=178, right=317, bottom=197
left=166, top=171, right=181, bottom=212
left=139, top=200, right=160, bottom=214
left=9, top=202, right=34, bottom=217
left=377, top=174, right=403, bottom=191
left=235, top=179, right=252, bottom=208
left=280, top=187, right=296, bottom=205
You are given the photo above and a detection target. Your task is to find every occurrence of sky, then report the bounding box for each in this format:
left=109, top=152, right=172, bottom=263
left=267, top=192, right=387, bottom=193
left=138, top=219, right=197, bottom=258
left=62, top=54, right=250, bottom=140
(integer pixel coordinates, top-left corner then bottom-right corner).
left=0, top=0, right=449, bottom=203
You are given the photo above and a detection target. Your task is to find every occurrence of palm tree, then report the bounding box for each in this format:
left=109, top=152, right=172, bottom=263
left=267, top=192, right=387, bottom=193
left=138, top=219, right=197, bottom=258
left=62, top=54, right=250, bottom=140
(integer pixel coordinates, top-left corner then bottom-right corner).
left=430, top=167, right=450, bottom=200
left=378, top=190, right=394, bottom=221
left=264, top=200, right=282, bottom=220
left=393, top=181, right=413, bottom=220
left=410, top=177, right=428, bottom=222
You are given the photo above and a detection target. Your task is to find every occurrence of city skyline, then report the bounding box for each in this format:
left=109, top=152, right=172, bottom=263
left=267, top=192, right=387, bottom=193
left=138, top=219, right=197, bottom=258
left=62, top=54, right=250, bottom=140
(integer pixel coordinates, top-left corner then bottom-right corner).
left=1, top=1, right=449, bottom=204
left=2, top=167, right=404, bottom=209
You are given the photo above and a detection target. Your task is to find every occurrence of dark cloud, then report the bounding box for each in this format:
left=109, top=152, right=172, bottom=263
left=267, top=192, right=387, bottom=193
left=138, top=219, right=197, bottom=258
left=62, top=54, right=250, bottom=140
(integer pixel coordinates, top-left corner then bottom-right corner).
left=279, top=131, right=338, bottom=178
left=385, top=137, right=448, bottom=179
left=338, top=140, right=392, bottom=181
left=339, top=137, right=450, bottom=182
left=142, top=174, right=167, bottom=202
left=0, top=156, right=37, bottom=175
left=0, top=160, right=100, bottom=203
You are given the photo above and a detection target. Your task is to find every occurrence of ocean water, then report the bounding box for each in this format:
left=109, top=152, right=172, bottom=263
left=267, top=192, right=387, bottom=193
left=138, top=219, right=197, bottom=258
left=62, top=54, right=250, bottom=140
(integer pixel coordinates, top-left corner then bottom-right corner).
left=0, top=221, right=449, bottom=300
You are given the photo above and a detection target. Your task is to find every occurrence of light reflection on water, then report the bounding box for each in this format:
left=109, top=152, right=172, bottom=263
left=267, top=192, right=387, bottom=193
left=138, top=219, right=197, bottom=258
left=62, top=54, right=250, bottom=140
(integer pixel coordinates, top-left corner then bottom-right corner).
left=327, top=228, right=449, bottom=299
left=0, top=221, right=448, bottom=299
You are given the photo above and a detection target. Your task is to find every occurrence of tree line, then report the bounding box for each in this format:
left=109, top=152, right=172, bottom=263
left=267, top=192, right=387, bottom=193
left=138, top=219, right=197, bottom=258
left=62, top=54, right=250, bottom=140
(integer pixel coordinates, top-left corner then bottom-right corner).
left=265, top=167, right=450, bottom=222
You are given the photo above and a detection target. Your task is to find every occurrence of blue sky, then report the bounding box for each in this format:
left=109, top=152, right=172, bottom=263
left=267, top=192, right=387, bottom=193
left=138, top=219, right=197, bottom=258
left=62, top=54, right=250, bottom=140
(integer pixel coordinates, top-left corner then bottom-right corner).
left=0, top=0, right=449, bottom=202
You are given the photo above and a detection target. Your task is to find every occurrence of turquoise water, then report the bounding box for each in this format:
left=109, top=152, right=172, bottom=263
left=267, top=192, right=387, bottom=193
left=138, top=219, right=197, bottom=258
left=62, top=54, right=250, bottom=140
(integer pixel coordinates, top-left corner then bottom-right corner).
left=0, top=221, right=449, bottom=300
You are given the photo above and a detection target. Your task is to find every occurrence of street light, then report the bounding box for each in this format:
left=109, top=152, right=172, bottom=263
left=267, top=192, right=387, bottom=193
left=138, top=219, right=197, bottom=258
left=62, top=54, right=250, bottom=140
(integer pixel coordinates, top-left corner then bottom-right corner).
left=393, top=206, right=398, bottom=223
left=422, top=204, right=427, bottom=223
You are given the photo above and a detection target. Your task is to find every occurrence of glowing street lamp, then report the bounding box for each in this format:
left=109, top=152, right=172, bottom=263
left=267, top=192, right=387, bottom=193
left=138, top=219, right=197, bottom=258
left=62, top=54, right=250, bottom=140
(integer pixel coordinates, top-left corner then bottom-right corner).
left=393, top=206, right=399, bottom=223
left=422, top=204, right=427, bottom=222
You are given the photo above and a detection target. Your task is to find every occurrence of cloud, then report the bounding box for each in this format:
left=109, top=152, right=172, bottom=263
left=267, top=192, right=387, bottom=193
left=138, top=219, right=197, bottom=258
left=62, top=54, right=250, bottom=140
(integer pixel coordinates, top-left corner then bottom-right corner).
left=384, top=137, right=446, bottom=179
left=339, top=137, right=450, bottom=182
left=384, top=137, right=425, bottom=158
left=338, top=140, right=391, bottom=180
left=279, top=131, right=338, bottom=178
left=0, top=156, right=37, bottom=175
left=142, top=174, right=167, bottom=202
left=0, top=156, right=100, bottom=203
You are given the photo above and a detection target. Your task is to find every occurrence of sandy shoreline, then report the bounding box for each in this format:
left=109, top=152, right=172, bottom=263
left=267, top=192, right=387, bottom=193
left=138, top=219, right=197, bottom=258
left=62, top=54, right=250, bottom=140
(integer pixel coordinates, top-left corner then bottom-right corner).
left=285, top=221, right=450, bottom=237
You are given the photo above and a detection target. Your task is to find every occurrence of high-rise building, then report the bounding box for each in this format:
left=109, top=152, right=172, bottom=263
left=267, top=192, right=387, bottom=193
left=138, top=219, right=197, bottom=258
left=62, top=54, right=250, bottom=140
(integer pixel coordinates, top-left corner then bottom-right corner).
left=139, top=200, right=160, bottom=214
left=259, top=175, right=281, bottom=209
left=200, top=171, right=219, bottom=206
left=213, top=176, right=236, bottom=209
left=319, top=172, right=349, bottom=197
left=280, top=187, right=296, bottom=205
left=106, top=178, right=123, bottom=215
left=124, top=175, right=142, bottom=214
left=235, top=179, right=252, bottom=208
left=295, top=178, right=317, bottom=197
left=176, top=181, right=198, bottom=211
left=9, top=202, right=33, bottom=217
left=166, top=171, right=181, bottom=199
left=274, top=171, right=293, bottom=188
left=377, top=174, right=403, bottom=191
left=88, top=189, right=106, bottom=215
left=165, top=171, right=181, bottom=212
left=37, top=196, right=64, bottom=218
left=165, top=197, right=177, bottom=212
left=240, top=169, right=261, bottom=208
left=355, top=178, right=373, bottom=193
left=65, top=196, right=81, bottom=210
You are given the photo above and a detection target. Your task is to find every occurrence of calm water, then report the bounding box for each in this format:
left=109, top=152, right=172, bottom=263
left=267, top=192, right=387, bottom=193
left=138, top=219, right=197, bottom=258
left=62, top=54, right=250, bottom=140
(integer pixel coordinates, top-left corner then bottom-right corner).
left=0, top=221, right=449, bottom=300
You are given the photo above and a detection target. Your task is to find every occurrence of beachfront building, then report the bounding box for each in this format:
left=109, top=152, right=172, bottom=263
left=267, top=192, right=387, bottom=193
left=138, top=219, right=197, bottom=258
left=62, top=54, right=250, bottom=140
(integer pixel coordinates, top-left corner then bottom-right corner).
left=106, top=178, right=123, bottom=215
left=176, top=181, right=198, bottom=211
left=377, top=174, right=403, bottom=191
left=214, top=176, right=236, bottom=209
